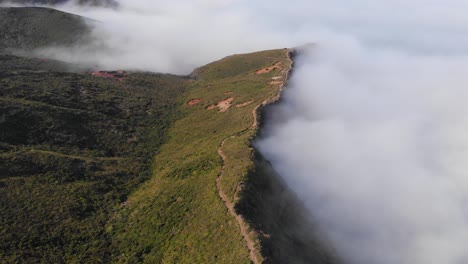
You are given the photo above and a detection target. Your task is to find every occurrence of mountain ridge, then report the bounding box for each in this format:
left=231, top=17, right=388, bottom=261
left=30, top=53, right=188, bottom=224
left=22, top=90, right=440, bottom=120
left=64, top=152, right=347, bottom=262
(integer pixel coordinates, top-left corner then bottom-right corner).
left=0, top=6, right=337, bottom=263
left=0, top=7, right=92, bottom=53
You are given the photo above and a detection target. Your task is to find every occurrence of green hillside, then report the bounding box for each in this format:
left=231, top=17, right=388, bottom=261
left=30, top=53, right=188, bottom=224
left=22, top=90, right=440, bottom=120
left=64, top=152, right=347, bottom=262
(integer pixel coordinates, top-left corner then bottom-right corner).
left=108, top=49, right=292, bottom=263
left=1, top=46, right=322, bottom=263
left=0, top=7, right=337, bottom=264
left=0, top=54, right=188, bottom=263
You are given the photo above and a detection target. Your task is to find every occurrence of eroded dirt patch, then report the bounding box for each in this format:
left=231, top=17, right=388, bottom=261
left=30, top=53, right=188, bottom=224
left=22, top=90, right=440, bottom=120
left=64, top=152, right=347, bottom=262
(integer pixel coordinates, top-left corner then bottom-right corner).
left=206, top=97, right=234, bottom=112
left=256, top=62, right=282, bottom=75
left=90, top=70, right=126, bottom=81
left=187, top=98, right=202, bottom=105
left=217, top=97, right=234, bottom=112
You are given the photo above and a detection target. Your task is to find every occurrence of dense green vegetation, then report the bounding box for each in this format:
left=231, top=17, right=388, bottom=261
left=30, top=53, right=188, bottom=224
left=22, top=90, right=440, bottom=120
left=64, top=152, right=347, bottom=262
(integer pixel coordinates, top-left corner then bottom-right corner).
left=0, top=55, right=188, bottom=263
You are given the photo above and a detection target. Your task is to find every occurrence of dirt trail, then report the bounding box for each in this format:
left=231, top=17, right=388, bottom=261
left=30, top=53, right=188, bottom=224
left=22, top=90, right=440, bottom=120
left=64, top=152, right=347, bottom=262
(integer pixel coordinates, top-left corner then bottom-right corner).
left=215, top=50, right=293, bottom=264
left=216, top=141, right=259, bottom=264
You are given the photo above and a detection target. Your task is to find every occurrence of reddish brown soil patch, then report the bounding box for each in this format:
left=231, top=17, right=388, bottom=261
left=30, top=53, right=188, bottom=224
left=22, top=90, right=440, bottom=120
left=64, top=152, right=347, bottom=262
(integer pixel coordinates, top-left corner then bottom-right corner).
left=90, top=70, right=126, bottom=81
left=187, top=98, right=202, bottom=105
left=217, top=97, right=234, bottom=112
left=206, top=105, right=216, bottom=110
left=236, top=100, right=253, bottom=108
left=256, top=62, right=282, bottom=74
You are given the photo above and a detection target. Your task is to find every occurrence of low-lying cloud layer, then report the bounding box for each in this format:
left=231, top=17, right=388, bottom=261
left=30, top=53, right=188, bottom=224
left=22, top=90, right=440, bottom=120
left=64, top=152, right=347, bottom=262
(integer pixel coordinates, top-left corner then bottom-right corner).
left=257, top=43, right=468, bottom=264
left=15, top=0, right=288, bottom=74
left=5, top=0, right=468, bottom=263
left=255, top=2, right=468, bottom=264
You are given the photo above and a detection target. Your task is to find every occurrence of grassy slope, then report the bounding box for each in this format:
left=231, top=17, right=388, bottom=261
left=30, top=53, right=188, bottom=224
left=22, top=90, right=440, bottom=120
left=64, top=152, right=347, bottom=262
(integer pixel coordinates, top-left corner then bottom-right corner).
left=0, top=55, right=188, bottom=263
left=110, top=49, right=291, bottom=263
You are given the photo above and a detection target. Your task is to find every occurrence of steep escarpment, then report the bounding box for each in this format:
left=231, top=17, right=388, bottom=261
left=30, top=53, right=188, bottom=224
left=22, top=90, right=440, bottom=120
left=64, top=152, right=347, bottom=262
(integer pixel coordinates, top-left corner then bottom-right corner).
left=237, top=152, right=339, bottom=264
left=234, top=50, right=339, bottom=264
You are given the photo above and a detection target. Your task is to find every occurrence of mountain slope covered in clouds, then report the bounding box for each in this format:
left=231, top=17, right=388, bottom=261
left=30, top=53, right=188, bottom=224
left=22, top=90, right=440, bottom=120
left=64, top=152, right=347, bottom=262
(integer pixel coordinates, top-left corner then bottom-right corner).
left=9, top=1, right=468, bottom=263
left=0, top=7, right=335, bottom=264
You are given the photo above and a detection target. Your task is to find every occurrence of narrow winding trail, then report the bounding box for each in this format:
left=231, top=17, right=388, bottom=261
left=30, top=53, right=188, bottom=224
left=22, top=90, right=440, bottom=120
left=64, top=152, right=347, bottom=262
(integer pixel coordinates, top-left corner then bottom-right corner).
left=216, top=140, right=259, bottom=264
left=215, top=50, right=293, bottom=264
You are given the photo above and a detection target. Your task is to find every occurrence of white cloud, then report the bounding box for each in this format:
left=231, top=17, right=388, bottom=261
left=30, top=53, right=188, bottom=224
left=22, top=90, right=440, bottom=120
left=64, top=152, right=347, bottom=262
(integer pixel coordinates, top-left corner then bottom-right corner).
left=256, top=21, right=468, bottom=264
left=26, top=0, right=287, bottom=74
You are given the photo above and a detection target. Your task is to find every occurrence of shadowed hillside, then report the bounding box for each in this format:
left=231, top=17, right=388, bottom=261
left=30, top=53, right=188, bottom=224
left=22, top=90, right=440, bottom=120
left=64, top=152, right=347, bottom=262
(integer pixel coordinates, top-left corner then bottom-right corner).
left=0, top=0, right=117, bottom=7
left=238, top=130, right=339, bottom=264
left=0, top=7, right=92, bottom=52
left=0, top=54, right=188, bottom=263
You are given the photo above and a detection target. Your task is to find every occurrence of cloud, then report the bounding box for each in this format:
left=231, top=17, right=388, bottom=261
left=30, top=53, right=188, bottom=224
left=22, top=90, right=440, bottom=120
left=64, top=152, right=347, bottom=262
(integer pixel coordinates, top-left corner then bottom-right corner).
left=21, top=0, right=289, bottom=74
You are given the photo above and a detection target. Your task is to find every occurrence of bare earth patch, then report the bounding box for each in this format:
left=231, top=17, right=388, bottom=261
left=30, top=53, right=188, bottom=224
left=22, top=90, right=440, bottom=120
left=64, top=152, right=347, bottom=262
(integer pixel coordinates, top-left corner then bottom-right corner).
left=217, top=97, right=234, bottom=112
left=256, top=62, right=282, bottom=74
left=187, top=98, right=202, bottom=105
left=206, top=105, right=217, bottom=110
left=90, top=70, right=126, bottom=81
left=236, top=100, right=253, bottom=108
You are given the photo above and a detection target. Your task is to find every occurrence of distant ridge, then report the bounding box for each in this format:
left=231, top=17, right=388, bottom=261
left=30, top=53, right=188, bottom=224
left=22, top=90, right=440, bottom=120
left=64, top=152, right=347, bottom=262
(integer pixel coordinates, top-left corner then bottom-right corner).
left=0, top=0, right=117, bottom=7
left=0, top=7, right=91, bottom=52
